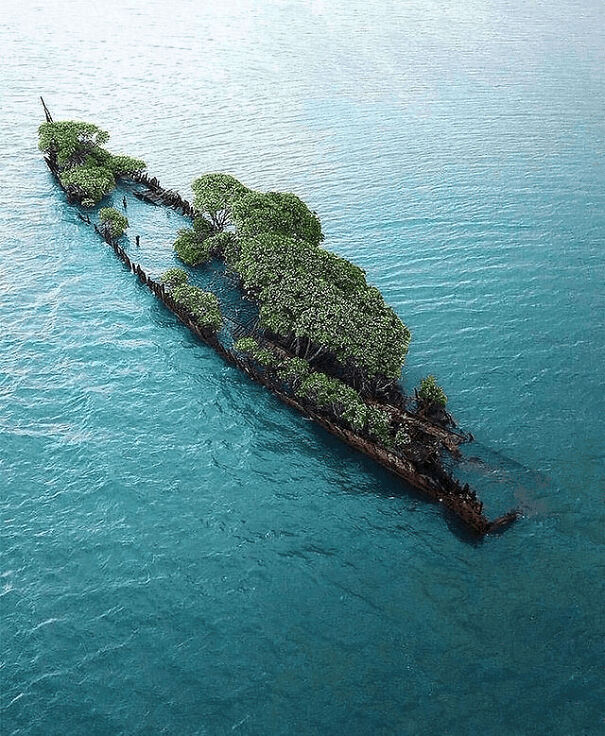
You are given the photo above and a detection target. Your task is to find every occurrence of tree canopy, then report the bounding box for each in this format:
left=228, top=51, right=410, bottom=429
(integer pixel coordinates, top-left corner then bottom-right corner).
left=232, top=191, right=323, bottom=246
left=38, top=121, right=110, bottom=167
left=38, top=120, right=146, bottom=206
left=161, top=268, right=189, bottom=287
left=230, top=232, right=410, bottom=386
left=60, top=166, right=116, bottom=208
left=234, top=336, right=394, bottom=442
left=183, top=172, right=410, bottom=392
left=191, top=173, right=250, bottom=230
left=172, top=284, right=223, bottom=332
left=417, top=375, right=447, bottom=407
left=173, top=228, right=213, bottom=266
left=99, top=207, right=129, bottom=238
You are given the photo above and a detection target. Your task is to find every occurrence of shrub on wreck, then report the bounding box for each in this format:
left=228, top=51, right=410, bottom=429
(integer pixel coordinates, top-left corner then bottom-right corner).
left=417, top=375, right=447, bottom=408
left=295, top=372, right=369, bottom=432
left=277, top=357, right=311, bottom=389
left=108, top=155, right=147, bottom=176
left=191, top=174, right=250, bottom=231
left=234, top=337, right=277, bottom=367
left=232, top=232, right=410, bottom=392
left=366, top=406, right=393, bottom=446
left=60, top=165, right=116, bottom=207
left=232, top=191, right=323, bottom=246
left=161, top=268, right=189, bottom=287
left=172, top=285, right=223, bottom=331
left=205, top=232, right=238, bottom=265
left=38, top=121, right=110, bottom=167
left=173, top=218, right=232, bottom=267
left=38, top=120, right=146, bottom=206
left=193, top=216, right=214, bottom=238
left=173, top=228, right=213, bottom=266
left=99, top=207, right=129, bottom=238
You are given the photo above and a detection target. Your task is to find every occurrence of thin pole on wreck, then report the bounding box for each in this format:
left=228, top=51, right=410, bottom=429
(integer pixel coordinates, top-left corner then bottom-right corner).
left=40, top=97, right=53, bottom=123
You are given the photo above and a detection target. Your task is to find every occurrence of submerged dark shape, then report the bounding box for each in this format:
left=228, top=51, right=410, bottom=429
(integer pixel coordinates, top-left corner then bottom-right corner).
left=38, top=98, right=519, bottom=537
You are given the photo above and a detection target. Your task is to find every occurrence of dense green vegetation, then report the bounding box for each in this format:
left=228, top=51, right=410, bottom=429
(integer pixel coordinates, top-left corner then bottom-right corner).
left=45, top=120, right=443, bottom=446
left=183, top=173, right=412, bottom=396
left=172, top=221, right=236, bottom=268
left=233, top=232, right=410, bottom=389
left=295, top=371, right=369, bottom=432
left=160, top=270, right=222, bottom=331
left=160, top=268, right=189, bottom=287
left=173, top=285, right=223, bottom=331
left=234, top=337, right=277, bottom=367
left=98, top=207, right=129, bottom=238
left=232, top=191, right=323, bottom=246
left=38, top=120, right=146, bottom=206
left=173, top=228, right=213, bottom=266
left=41, top=119, right=458, bottom=468
left=417, top=375, right=448, bottom=408
left=234, top=337, right=395, bottom=443
left=192, top=174, right=250, bottom=230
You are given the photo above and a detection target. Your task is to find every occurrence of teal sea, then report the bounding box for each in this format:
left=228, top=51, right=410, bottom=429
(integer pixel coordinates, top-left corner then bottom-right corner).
left=1, top=1, right=604, bottom=734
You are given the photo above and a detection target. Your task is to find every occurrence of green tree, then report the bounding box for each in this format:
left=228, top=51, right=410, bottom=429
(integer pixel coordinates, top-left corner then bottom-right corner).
left=108, top=155, right=147, bottom=176
left=38, top=121, right=110, bottom=167
left=161, top=268, right=189, bottom=287
left=366, top=406, right=393, bottom=446
left=417, top=375, right=447, bottom=408
left=39, top=120, right=146, bottom=207
left=191, top=173, right=250, bottom=230
left=173, top=228, right=213, bottom=266
left=99, top=207, right=129, bottom=238
left=234, top=337, right=278, bottom=367
left=60, top=165, right=116, bottom=206
left=232, top=191, right=323, bottom=246
left=295, top=372, right=369, bottom=432
left=277, top=357, right=311, bottom=389
left=172, top=285, right=223, bottom=331
left=204, top=232, right=238, bottom=265
left=232, top=232, right=410, bottom=389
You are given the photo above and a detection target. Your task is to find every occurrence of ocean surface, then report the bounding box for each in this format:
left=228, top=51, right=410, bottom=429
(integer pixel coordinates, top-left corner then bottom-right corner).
left=1, top=1, right=604, bottom=734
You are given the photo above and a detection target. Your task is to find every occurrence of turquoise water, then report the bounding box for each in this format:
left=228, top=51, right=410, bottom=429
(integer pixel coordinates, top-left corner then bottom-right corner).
left=1, top=1, right=604, bottom=734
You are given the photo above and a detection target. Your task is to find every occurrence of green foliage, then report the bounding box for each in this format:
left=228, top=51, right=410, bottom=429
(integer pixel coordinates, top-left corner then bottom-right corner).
left=277, top=357, right=311, bottom=386
left=234, top=337, right=260, bottom=353
left=234, top=337, right=278, bottom=367
left=173, top=228, right=212, bottom=266
left=366, top=406, right=393, bottom=446
left=193, top=216, right=214, bottom=238
left=108, top=155, right=147, bottom=176
left=99, top=207, right=129, bottom=238
left=418, top=375, right=448, bottom=407
left=249, top=347, right=276, bottom=367
left=204, top=232, right=238, bottom=262
left=189, top=173, right=410, bottom=387
left=232, top=191, right=323, bottom=246
left=234, top=338, right=393, bottom=443
left=172, top=285, right=223, bottom=331
left=161, top=268, right=189, bottom=287
left=38, top=121, right=110, bottom=166
left=191, top=173, right=250, bottom=230
left=233, top=232, right=410, bottom=381
left=39, top=120, right=146, bottom=206
left=60, top=165, right=115, bottom=205
left=394, top=428, right=411, bottom=448
left=295, top=372, right=369, bottom=431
